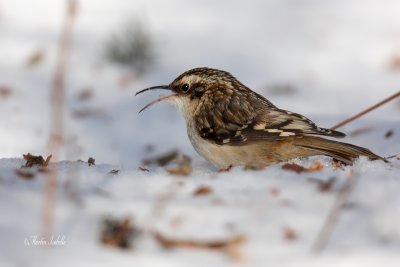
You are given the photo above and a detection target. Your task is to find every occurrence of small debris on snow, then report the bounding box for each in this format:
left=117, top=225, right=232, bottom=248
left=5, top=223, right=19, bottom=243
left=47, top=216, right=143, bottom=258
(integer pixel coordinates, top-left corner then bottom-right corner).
left=167, top=155, right=192, bottom=176
left=281, top=161, right=323, bottom=174
left=153, top=231, right=246, bottom=260
left=385, top=129, right=394, bottom=139
left=23, top=153, right=51, bottom=168
left=282, top=226, right=298, bottom=241
left=100, top=216, right=139, bottom=249
left=88, top=157, right=96, bottom=166
left=193, top=185, right=213, bottom=196
left=15, top=169, right=35, bottom=180
left=108, top=169, right=120, bottom=175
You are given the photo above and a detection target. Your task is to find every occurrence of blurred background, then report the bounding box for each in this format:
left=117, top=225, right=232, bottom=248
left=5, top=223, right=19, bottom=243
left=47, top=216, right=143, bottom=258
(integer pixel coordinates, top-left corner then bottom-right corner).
left=0, top=0, right=399, bottom=167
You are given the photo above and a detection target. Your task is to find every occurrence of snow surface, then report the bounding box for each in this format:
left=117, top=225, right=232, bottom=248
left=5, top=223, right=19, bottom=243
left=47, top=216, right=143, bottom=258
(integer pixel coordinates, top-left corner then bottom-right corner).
left=0, top=0, right=400, bottom=266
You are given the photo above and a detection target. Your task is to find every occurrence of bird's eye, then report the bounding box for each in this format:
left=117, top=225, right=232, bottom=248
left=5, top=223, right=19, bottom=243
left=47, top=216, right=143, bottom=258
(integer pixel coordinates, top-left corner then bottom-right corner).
left=181, top=83, right=190, bottom=92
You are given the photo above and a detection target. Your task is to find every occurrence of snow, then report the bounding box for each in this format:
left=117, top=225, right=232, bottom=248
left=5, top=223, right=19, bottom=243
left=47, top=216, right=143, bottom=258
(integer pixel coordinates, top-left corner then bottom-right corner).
left=0, top=0, right=400, bottom=266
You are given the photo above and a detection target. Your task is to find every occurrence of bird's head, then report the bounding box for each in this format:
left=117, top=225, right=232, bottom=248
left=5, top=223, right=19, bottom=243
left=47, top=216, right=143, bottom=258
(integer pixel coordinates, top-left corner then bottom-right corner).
left=135, top=67, right=240, bottom=117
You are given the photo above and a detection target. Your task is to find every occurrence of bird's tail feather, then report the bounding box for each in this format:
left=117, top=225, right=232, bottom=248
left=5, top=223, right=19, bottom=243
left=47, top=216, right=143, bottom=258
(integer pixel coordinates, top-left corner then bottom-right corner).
left=294, top=137, right=385, bottom=164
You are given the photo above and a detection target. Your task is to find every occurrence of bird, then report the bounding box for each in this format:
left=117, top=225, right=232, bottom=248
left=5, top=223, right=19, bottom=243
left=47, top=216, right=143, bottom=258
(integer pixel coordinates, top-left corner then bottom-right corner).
left=135, top=67, right=384, bottom=169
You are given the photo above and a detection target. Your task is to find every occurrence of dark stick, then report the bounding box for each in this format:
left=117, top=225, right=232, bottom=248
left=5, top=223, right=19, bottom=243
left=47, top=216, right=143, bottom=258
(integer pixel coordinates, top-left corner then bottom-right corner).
left=331, top=91, right=400, bottom=130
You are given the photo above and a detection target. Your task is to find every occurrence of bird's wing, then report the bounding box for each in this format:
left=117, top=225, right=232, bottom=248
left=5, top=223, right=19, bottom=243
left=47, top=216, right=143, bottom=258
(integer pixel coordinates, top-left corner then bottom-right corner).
left=194, top=97, right=345, bottom=146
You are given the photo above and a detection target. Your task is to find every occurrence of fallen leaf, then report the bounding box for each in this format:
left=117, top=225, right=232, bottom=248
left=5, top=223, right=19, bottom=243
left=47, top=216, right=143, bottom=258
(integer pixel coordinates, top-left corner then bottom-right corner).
left=389, top=54, right=400, bottom=70
left=193, top=185, right=213, bottom=196
left=282, top=226, right=298, bottom=241
left=219, top=165, right=233, bottom=172
left=0, top=85, right=12, bottom=99
left=282, top=163, right=308, bottom=173
left=282, top=161, right=324, bottom=174
left=88, top=157, right=95, bottom=166
left=23, top=153, right=51, bottom=168
left=153, top=231, right=245, bottom=260
left=100, top=216, right=138, bottom=249
left=43, top=154, right=52, bottom=167
left=15, top=169, right=35, bottom=180
left=26, top=49, right=44, bottom=67
left=109, top=169, right=119, bottom=175
left=167, top=155, right=192, bottom=176
left=308, top=161, right=324, bottom=172
left=332, top=159, right=344, bottom=169
left=318, top=177, right=336, bottom=192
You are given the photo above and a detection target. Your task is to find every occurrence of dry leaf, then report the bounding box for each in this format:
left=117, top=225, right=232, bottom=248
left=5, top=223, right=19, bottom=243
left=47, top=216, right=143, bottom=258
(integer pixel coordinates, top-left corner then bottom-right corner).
left=88, top=157, right=95, bottom=166
left=154, top=231, right=245, bottom=254
left=100, top=216, right=138, bottom=249
left=26, top=49, right=44, bottom=67
left=138, top=166, right=150, bottom=172
left=282, top=226, right=298, bottom=241
left=193, top=185, right=213, bottom=196
left=15, top=169, right=35, bottom=180
left=318, top=177, right=336, bottom=192
left=389, top=54, right=400, bottom=70
left=308, top=161, right=324, bottom=172
left=219, top=165, right=233, bottom=172
left=109, top=169, right=119, bottom=175
left=23, top=153, right=51, bottom=168
left=332, top=159, right=344, bottom=169
left=167, top=155, right=192, bottom=176
left=43, top=154, right=52, bottom=167
left=282, top=163, right=308, bottom=173
left=0, top=85, right=12, bottom=99
left=282, top=161, right=324, bottom=174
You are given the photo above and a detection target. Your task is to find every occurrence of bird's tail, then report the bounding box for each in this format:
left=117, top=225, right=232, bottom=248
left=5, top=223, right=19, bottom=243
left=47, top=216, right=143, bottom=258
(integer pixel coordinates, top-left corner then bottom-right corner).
left=294, top=136, right=386, bottom=165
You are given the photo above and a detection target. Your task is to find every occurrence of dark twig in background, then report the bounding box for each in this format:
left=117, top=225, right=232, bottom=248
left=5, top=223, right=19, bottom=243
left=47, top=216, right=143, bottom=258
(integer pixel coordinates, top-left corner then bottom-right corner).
left=42, top=0, right=77, bottom=241
left=331, top=90, right=400, bottom=130
left=312, top=90, right=400, bottom=253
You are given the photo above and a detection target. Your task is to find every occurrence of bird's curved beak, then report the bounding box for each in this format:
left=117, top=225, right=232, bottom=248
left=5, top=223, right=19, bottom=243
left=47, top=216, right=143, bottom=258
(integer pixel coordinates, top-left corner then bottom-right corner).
left=135, top=85, right=170, bottom=96
left=135, top=85, right=178, bottom=114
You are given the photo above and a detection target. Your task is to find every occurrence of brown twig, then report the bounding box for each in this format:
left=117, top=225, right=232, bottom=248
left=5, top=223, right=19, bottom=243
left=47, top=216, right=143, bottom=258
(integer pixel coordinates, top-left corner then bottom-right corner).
left=312, top=90, right=400, bottom=253
left=42, top=0, right=77, bottom=241
left=330, top=91, right=400, bottom=130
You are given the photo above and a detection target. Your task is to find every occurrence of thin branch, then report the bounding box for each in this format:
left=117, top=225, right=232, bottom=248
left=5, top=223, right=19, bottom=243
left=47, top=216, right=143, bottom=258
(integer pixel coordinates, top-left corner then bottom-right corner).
left=311, top=90, right=400, bottom=254
left=331, top=90, right=400, bottom=130
left=42, top=0, right=77, bottom=241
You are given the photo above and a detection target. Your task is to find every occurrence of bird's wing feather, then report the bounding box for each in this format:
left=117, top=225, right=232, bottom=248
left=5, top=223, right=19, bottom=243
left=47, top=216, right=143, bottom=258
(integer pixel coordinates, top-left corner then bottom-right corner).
left=194, top=96, right=345, bottom=145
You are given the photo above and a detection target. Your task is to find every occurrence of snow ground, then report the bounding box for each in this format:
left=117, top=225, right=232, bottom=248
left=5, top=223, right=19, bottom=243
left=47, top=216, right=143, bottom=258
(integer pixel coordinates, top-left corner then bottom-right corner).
left=0, top=0, right=400, bottom=266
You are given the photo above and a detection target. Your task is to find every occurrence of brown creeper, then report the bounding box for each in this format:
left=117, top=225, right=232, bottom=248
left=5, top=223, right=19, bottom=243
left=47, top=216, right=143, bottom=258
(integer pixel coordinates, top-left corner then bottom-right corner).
left=136, top=67, right=384, bottom=169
